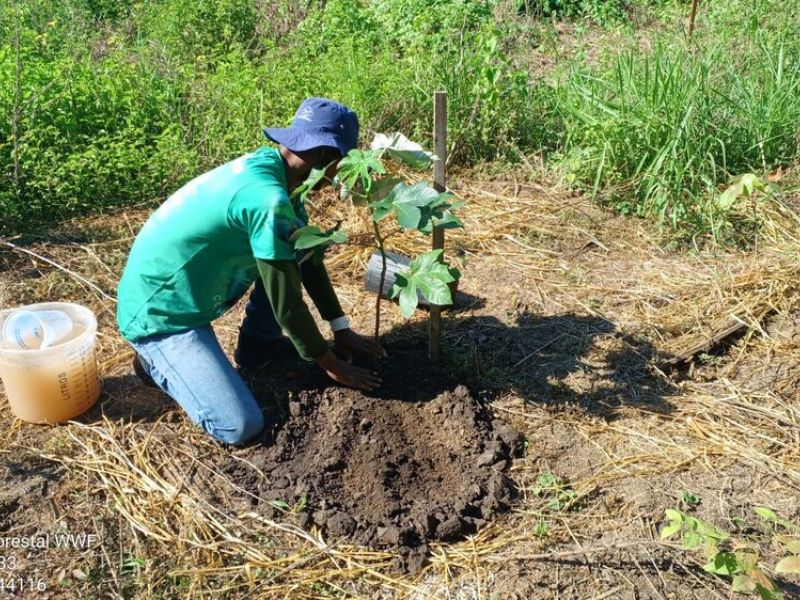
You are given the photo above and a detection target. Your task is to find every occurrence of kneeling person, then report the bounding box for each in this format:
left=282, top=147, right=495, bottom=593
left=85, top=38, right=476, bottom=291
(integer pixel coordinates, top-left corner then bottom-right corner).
left=117, top=98, right=383, bottom=445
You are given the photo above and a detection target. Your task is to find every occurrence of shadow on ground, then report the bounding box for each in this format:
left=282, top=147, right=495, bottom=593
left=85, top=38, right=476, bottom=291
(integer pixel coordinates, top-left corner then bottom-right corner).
left=391, top=309, right=677, bottom=419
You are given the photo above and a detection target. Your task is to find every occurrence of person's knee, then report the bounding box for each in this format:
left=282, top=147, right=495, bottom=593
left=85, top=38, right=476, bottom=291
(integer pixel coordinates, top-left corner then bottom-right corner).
left=210, top=408, right=264, bottom=445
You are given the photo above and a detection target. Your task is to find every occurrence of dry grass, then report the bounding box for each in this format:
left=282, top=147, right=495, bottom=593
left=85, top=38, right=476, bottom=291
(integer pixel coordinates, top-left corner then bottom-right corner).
left=1, top=176, right=799, bottom=598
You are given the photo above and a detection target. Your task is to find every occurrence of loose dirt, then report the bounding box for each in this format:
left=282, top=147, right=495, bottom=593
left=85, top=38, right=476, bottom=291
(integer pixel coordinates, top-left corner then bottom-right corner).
left=224, top=339, right=523, bottom=572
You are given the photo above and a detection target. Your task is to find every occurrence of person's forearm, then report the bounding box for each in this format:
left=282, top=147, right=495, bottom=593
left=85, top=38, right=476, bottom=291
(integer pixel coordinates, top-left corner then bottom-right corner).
left=300, top=259, right=344, bottom=321
left=256, top=259, right=328, bottom=361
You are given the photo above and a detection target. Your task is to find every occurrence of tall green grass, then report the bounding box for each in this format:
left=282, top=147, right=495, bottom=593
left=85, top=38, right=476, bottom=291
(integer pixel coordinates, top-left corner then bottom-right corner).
left=554, top=33, right=800, bottom=235
left=1, top=0, right=799, bottom=240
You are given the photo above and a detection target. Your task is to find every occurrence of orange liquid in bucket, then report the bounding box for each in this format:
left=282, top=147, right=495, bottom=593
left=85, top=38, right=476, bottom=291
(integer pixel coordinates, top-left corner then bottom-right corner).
left=0, top=305, right=102, bottom=424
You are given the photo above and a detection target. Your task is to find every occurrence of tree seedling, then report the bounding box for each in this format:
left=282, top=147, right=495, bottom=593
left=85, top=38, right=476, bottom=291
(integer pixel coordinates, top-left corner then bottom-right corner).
left=532, top=472, right=580, bottom=512
left=681, top=490, right=701, bottom=509
left=291, top=132, right=463, bottom=343
left=268, top=494, right=308, bottom=514
left=660, top=506, right=800, bottom=598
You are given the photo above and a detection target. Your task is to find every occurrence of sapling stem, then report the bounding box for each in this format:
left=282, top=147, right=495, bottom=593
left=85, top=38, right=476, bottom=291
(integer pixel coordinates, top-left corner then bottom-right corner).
left=371, top=218, right=388, bottom=344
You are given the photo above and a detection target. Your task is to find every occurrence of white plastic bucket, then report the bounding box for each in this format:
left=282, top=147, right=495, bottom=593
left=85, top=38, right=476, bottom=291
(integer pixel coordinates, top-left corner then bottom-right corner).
left=0, top=302, right=101, bottom=423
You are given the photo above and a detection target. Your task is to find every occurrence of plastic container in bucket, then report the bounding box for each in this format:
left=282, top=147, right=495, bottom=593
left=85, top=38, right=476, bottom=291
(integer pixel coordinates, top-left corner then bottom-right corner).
left=3, top=308, right=73, bottom=349
left=0, top=302, right=101, bottom=423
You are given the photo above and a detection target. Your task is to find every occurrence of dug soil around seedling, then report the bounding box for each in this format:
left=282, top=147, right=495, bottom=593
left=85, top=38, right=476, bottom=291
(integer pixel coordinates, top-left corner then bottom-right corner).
left=224, top=339, right=523, bottom=572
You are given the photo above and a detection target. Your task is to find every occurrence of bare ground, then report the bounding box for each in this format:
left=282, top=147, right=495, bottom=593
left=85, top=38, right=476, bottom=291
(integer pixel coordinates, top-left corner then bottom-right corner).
left=1, top=177, right=799, bottom=599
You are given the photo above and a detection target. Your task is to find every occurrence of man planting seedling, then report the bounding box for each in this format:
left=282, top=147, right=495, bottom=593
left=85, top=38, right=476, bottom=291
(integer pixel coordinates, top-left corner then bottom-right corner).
left=117, top=98, right=384, bottom=446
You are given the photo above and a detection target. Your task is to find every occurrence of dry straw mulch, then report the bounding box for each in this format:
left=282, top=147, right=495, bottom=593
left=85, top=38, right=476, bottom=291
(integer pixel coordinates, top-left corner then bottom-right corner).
left=1, top=175, right=799, bottom=598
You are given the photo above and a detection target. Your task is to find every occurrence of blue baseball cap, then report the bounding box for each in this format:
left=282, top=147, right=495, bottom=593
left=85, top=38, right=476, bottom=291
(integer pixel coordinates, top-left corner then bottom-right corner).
left=264, top=97, right=359, bottom=157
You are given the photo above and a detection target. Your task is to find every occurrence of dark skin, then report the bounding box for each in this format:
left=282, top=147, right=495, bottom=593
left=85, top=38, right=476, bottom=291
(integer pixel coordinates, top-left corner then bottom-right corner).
left=279, top=145, right=386, bottom=392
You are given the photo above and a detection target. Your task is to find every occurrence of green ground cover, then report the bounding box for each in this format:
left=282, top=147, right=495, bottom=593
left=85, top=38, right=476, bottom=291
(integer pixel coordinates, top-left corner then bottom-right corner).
left=1, top=0, right=798, bottom=239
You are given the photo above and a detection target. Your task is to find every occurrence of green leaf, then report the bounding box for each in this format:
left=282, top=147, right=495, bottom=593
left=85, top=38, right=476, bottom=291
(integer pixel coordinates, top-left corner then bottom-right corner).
left=397, top=280, right=418, bottom=318
left=703, top=552, right=739, bottom=576
left=776, top=556, right=800, bottom=574
left=417, top=275, right=452, bottom=306
left=740, top=173, right=765, bottom=196
left=735, top=550, right=759, bottom=572
left=368, top=183, right=456, bottom=232
left=291, top=167, right=329, bottom=203
left=395, top=201, right=424, bottom=230
left=660, top=521, right=682, bottom=540
left=695, top=518, right=729, bottom=540
left=717, top=173, right=766, bottom=210
left=269, top=500, right=290, bottom=511
left=682, top=531, right=704, bottom=549
left=682, top=490, right=701, bottom=507
left=368, top=177, right=403, bottom=203
left=755, top=506, right=780, bottom=523
left=665, top=508, right=684, bottom=522
left=337, top=149, right=385, bottom=200
left=390, top=250, right=459, bottom=317
left=290, top=225, right=347, bottom=250
left=533, top=521, right=549, bottom=537
left=432, top=212, right=464, bottom=230
left=717, top=184, right=741, bottom=210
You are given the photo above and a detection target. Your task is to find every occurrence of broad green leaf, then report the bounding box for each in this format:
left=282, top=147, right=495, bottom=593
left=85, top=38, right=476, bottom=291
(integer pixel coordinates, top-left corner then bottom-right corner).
left=682, top=531, right=703, bottom=549
left=369, top=183, right=432, bottom=229
left=717, top=173, right=766, bottom=210
left=432, top=213, right=464, bottom=230
left=695, top=518, right=729, bottom=540
left=414, top=248, right=445, bottom=271
left=703, top=551, right=739, bottom=576
left=776, top=556, right=800, bottom=574
left=291, top=167, right=328, bottom=202
left=337, top=149, right=384, bottom=200
left=755, top=506, right=779, bottom=522
left=732, top=574, right=757, bottom=593
left=396, top=277, right=418, bottom=318
left=368, top=177, right=403, bottom=203
left=395, top=201, right=424, bottom=230
left=740, top=173, right=765, bottom=196
left=290, top=225, right=347, bottom=250
left=416, top=275, right=452, bottom=306
left=660, top=521, right=682, bottom=540
left=665, top=508, right=684, bottom=522
left=390, top=250, right=460, bottom=317
left=717, top=184, right=741, bottom=210
left=370, top=132, right=438, bottom=170
left=369, top=182, right=461, bottom=234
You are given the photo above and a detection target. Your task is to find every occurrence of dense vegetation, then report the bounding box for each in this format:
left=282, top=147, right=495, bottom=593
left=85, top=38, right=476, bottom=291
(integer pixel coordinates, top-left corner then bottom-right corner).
left=1, top=0, right=798, bottom=239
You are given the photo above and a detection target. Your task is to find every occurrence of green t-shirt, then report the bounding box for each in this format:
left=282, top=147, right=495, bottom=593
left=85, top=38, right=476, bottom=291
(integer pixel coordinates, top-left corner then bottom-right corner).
left=117, top=147, right=309, bottom=341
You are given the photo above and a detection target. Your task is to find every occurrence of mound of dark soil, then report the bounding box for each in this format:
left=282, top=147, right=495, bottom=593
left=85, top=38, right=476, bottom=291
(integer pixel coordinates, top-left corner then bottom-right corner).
left=225, top=340, right=523, bottom=572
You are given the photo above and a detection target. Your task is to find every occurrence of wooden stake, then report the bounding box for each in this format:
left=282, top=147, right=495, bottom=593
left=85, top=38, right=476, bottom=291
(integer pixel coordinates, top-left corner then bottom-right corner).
left=429, top=91, right=447, bottom=363
left=688, top=0, right=699, bottom=36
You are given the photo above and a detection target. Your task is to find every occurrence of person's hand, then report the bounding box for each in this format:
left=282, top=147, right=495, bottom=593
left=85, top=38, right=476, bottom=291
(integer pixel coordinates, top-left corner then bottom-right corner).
left=316, top=349, right=381, bottom=391
left=332, top=328, right=387, bottom=362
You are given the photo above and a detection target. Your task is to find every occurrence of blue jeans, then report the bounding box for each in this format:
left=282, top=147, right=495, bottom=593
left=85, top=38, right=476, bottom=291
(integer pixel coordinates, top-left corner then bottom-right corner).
left=130, top=281, right=281, bottom=445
